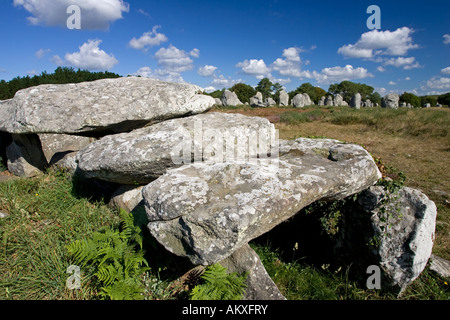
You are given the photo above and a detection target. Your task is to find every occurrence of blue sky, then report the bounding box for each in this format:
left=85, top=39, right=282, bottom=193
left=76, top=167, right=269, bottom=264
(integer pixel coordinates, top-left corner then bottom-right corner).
left=1, top=0, right=449, bottom=95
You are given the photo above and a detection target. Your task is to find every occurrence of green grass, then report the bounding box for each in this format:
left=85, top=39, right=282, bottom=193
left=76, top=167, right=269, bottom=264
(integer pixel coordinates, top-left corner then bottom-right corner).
left=250, top=242, right=449, bottom=300
left=0, top=169, right=121, bottom=299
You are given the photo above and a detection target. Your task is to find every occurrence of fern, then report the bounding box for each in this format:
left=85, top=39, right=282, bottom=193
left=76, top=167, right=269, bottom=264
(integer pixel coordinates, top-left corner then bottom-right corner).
left=66, top=209, right=149, bottom=300
left=190, top=264, right=247, bottom=300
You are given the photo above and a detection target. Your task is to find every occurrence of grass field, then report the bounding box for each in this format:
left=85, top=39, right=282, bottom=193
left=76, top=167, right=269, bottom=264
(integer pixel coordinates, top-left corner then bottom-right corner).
left=0, top=105, right=449, bottom=300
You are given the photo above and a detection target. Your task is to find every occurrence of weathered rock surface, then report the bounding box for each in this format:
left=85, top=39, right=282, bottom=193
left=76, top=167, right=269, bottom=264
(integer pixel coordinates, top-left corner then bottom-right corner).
left=292, top=93, right=312, bottom=108
left=39, top=134, right=93, bottom=165
left=350, top=93, right=361, bottom=109
left=381, top=94, right=400, bottom=109
left=221, top=90, right=242, bottom=106
left=430, top=254, right=450, bottom=278
left=325, top=95, right=334, bottom=106
left=349, top=186, right=437, bottom=295
left=318, top=96, right=325, bottom=106
left=109, top=185, right=144, bottom=213
left=250, top=92, right=265, bottom=108
left=0, top=77, right=215, bottom=135
left=334, top=94, right=344, bottom=107
left=279, top=90, right=289, bottom=106
left=6, top=134, right=48, bottom=177
left=76, top=112, right=276, bottom=185
left=143, top=138, right=381, bottom=265
left=219, top=244, right=286, bottom=300
left=264, top=97, right=276, bottom=107
left=363, top=99, right=373, bottom=108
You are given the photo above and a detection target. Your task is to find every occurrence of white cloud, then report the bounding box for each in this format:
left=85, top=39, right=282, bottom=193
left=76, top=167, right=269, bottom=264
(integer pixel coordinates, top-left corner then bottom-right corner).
left=209, top=75, right=242, bottom=89
left=405, top=77, right=411, bottom=81
left=444, top=34, right=450, bottom=45
left=384, top=57, right=421, bottom=70
left=423, top=76, right=450, bottom=90
left=154, top=45, right=195, bottom=73
left=282, top=47, right=302, bottom=62
left=203, top=86, right=217, bottom=93
left=441, top=67, right=450, bottom=75
left=190, top=48, right=200, bottom=58
left=388, top=81, right=397, bottom=85
left=338, top=45, right=374, bottom=59
left=13, top=0, right=129, bottom=30
left=138, top=9, right=151, bottom=18
left=236, top=59, right=271, bottom=77
left=271, top=47, right=304, bottom=77
left=338, top=27, right=419, bottom=59
left=62, top=39, right=118, bottom=70
left=377, top=66, right=386, bottom=72
left=35, top=48, right=51, bottom=59
left=131, top=66, right=153, bottom=78
left=129, top=26, right=168, bottom=50
left=198, top=65, right=217, bottom=77
left=315, top=65, right=373, bottom=84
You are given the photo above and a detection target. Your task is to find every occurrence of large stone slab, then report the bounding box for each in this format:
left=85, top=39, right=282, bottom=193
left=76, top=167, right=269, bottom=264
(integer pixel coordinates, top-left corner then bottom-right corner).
left=143, top=138, right=381, bottom=265
left=354, top=186, right=437, bottom=295
left=0, top=77, right=215, bottom=135
left=76, top=112, right=277, bottom=184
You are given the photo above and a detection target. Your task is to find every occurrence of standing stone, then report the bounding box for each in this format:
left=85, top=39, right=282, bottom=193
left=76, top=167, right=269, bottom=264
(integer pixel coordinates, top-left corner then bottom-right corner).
left=325, top=95, right=334, bottom=106
left=424, top=103, right=431, bottom=108
left=292, top=93, right=312, bottom=108
left=318, top=96, right=326, bottom=106
left=279, top=90, right=289, bottom=106
left=221, top=90, right=242, bottom=106
left=292, top=94, right=305, bottom=108
left=0, top=77, right=215, bottom=135
left=334, top=94, right=344, bottom=106
left=250, top=92, right=265, bottom=108
left=339, top=186, right=437, bottom=295
left=381, top=94, right=400, bottom=109
left=214, top=98, right=223, bottom=106
left=364, top=99, right=373, bottom=108
left=303, top=93, right=312, bottom=106
left=400, top=102, right=407, bottom=108
left=264, top=97, right=276, bottom=107
left=406, top=103, right=412, bottom=108
left=350, top=93, right=361, bottom=109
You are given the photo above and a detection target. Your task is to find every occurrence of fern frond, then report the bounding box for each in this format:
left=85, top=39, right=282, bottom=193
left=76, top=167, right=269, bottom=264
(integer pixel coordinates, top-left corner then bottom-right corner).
left=190, top=263, right=247, bottom=300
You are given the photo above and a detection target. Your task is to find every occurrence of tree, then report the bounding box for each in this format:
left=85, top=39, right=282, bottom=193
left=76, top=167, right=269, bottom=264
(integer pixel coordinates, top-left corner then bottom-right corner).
left=437, top=92, right=450, bottom=106
left=271, top=82, right=283, bottom=103
left=400, top=92, right=420, bottom=108
left=421, top=96, right=437, bottom=107
left=230, top=83, right=256, bottom=104
left=289, top=82, right=326, bottom=104
left=328, top=81, right=375, bottom=103
left=255, top=78, right=273, bottom=99
left=0, top=67, right=121, bottom=100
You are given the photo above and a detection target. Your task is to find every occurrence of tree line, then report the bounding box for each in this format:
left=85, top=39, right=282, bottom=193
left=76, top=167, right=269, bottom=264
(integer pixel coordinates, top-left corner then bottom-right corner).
left=1, top=69, right=448, bottom=107
left=207, top=78, right=450, bottom=108
left=0, top=67, right=121, bottom=100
